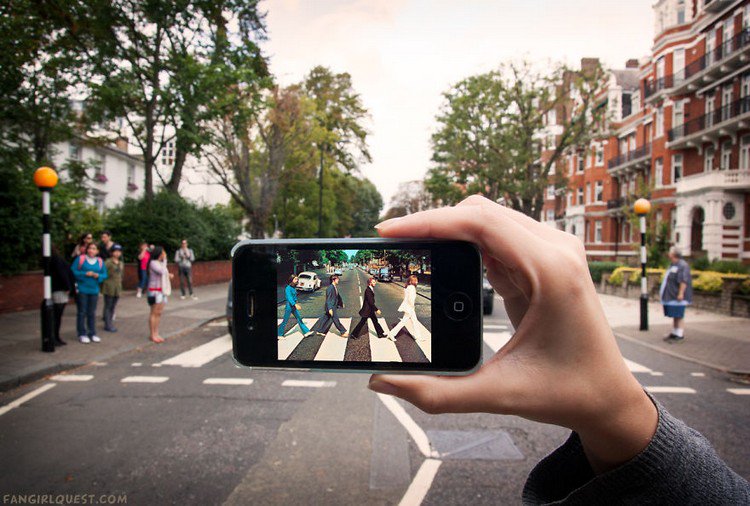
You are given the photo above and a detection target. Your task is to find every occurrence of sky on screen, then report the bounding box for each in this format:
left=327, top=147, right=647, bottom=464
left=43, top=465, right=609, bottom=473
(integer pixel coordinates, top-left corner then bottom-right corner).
left=261, top=0, right=654, bottom=207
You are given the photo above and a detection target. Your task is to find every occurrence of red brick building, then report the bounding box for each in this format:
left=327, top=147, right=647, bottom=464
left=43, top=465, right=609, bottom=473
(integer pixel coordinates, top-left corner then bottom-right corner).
left=542, top=0, right=750, bottom=264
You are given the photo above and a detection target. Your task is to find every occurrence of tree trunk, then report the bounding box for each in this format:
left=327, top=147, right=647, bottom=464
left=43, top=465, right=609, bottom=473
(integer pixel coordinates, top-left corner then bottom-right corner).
left=166, top=148, right=187, bottom=192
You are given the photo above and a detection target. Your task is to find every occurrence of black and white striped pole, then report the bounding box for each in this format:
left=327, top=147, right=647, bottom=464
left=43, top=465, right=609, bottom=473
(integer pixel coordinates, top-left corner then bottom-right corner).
left=34, top=166, right=59, bottom=352
left=634, top=198, right=651, bottom=331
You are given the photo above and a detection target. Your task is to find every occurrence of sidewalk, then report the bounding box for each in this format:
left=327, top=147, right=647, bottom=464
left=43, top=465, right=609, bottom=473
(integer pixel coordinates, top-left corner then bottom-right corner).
left=0, top=282, right=229, bottom=391
left=598, top=294, right=750, bottom=375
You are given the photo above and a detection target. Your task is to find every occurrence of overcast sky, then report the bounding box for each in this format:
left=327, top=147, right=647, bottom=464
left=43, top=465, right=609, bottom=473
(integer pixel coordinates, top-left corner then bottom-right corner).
left=261, top=0, right=655, bottom=209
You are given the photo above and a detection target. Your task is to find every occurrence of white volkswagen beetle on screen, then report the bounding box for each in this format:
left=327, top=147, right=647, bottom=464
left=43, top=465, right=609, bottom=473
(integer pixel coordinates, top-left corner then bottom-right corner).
left=296, top=272, right=321, bottom=292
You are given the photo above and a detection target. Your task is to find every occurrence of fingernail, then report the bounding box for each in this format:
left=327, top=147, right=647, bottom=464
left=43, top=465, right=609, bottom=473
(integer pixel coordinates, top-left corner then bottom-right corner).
left=374, top=217, right=402, bottom=230
left=368, top=380, right=400, bottom=396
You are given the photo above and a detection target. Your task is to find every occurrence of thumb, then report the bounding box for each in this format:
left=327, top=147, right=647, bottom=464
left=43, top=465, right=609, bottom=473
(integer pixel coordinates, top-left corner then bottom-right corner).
left=368, top=368, right=501, bottom=415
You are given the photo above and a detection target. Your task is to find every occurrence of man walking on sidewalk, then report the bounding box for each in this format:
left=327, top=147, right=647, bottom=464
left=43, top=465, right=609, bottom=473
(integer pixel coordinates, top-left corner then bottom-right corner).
left=175, top=239, right=197, bottom=300
left=660, top=246, right=693, bottom=342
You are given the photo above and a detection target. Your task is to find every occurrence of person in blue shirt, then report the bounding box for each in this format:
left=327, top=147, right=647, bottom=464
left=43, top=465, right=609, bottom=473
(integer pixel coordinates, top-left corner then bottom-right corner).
left=660, top=246, right=693, bottom=342
left=71, top=242, right=108, bottom=344
left=278, top=275, right=312, bottom=339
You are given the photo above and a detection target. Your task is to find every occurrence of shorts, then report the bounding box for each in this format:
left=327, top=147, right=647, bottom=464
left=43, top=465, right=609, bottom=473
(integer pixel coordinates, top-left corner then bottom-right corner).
left=663, top=304, right=686, bottom=318
left=147, top=292, right=168, bottom=306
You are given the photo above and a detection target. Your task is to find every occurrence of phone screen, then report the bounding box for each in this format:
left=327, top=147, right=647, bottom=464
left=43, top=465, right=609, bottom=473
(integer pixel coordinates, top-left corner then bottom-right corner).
left=276, top=247, right=432, bottom=364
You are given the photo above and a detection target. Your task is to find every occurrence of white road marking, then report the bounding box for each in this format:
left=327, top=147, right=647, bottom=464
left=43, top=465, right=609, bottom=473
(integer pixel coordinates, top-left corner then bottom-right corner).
left=691, top=372, right=706, bottom=377
left=649, top=372, right=664, bottom=377
left=412, top=319, right=432, bottom=362
left=0, top=383, right=56, bottom=417
left=131, top=362, right=142, bottom=367
left=483, top=331, right=513, bottom=353
left=157, top=334, right=231, bottom=367
left=727, top=388, right=750, bottom=395
left=278, top=318, right=318, bottom=360
left=281, top=379, right=336, bottom=388
left=203, top=378, right=254, bottom=386
left=314, top=318, right=352, bottom=361
left=623, top=358, right=654, bottom=374
left=376, top=393, right=436, bottom=458
left=207, top=321, right=227, bottom=327
left=398, top=458, right=442, bottom=506
left=369, top=318, right=402, bottom=362
left=645, top=386, right=696, bottom=394
left=121, top=376, right=169, bottom=383
left=50, top=374, right=93, bottom=382
left=483, top=324, right=508, bottom=331
left=91, top=362, right=107, bottom=366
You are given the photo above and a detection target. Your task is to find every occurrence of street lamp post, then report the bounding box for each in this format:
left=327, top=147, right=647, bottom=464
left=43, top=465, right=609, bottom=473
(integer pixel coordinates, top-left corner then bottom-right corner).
left=318, top=145, right=324, bottom=238
left=634, top=198, right=651, bottom=331
left=34, top=166, right=59, bottom=352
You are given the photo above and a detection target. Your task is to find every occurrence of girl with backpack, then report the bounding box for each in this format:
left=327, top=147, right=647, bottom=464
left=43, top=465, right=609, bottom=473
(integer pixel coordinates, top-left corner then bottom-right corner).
left=71, top=243, right=108, bottom=344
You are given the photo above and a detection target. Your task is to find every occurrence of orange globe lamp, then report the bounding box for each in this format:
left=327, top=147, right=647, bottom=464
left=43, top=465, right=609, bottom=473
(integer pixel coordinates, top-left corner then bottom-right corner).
left=33, top=166, right=59, bottom=189
left=633, top=198, right=651, bottom=216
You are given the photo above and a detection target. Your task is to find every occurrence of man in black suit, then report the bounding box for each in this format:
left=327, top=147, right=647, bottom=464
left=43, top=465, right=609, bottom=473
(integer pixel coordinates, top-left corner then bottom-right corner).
left=312, top=274, right=349, bottom=337
left=351, top=277, right=386, bottom=339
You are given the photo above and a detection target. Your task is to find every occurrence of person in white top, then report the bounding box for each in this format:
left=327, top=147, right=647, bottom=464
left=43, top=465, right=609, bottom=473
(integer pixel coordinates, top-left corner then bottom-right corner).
left=387, top=275, right=424, bottom=343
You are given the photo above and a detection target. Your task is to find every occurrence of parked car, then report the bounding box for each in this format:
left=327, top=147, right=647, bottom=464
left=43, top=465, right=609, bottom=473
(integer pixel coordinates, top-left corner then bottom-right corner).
left=483, top=275, right=494, bottom=315
left=334, top=268, right=343, bottom=276
left=296, top=271, right=322, bottom=292
left=368, top=268, right=378, bottom=276
left=377, top=267, right=392, bottom=282
left=226, top=281, right=234, bottom=337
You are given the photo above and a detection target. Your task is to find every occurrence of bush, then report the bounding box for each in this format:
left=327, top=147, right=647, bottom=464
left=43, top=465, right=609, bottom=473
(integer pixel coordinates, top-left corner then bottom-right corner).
left=588, top=261, right=622, bottom=283
left=104, top=192, right=242, bottom=263
left=740, top=279, right=750, bottom=295
left=691, top=256, right=710, bottom=271
left=693, top=271, right=723, bottom=292
left=705, top=260, right=748, bottom=274
left=608, top=266, right=635, bottom=285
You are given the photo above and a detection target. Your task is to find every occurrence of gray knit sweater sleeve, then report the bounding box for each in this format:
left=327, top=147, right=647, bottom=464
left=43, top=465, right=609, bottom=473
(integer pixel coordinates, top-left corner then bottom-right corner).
left=522, top=398, right=749, bottom=504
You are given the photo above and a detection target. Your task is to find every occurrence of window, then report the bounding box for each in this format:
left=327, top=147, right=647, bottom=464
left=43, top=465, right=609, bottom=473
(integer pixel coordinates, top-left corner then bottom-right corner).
left=723, top=16, right=734, bottom=44
left=595, top=221, right=603, bottom=244
left=585, top=221, right=590, bottom=243
left=656, top=57, right=665, bottom=82
left=740, top=135, right=750, bottom=170
left=621, top=222, right=630, bottom=243
left=127, top=164, right=136, bottom=185
left=548, top=109, right=556, bottom=125
left=577, top=154, right=584, bottom=173
left=94, top=153, right=106, bottom=176
left=569, top=155, right=575, bottom=175
left=161, top=141, right=175, bottom=167
left=595, top=181, right=603, bottom=202
left=677, top=0, right=685, bottom=24
left=548, top=161, right=556, bottom=175
left=745, top=4, right=750, bottom=30
left=577, top=187, right=584, bottom=205
left=547, top=133, right=555, bottom=150
left=93, top=192, right=106, bottom=214
left=673, top=49, right=685, bottom=81
left=547, top=185, right=555, bottom=199
left=672, top=154, right=683, bottom=182
left=722, top=84, right=733, bottom=121
left=585, top=183, right=591, bottom=204
left=595, top=145, right=604, bottom=165
left=68, top=143, right=82, bottom=161
left=705, top=92, right=716, bottom=127
left=655, top=107, right=664, bottom=137
left=704, top=146, right=715, bottom=172
left=633, top=91, right=641, bottom=114
left=742, top=73, right=750, bottom=99
left=673, top=100, right=685, bottom=127
left=721, top=140, right=732, bottom=170
left=655, top=158, right=663, bottom=188
left=546, top=210, right=554, bottom=222
left=567, top=192, right=572, bottom=207
left=620, top=138, right=628, bottom=155
left=706, top=30, right=716, bottom=66
left=656, top=209, right=663, bottom=225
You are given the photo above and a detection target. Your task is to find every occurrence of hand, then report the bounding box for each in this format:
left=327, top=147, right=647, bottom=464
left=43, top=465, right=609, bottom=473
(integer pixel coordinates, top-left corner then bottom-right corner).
left=376, top=309, right=382, bottom=315
left=677, top=294, right=684, bottom=301
left=91, top=272, right=99, bottom=279
left=368, top=195, right=657, bottom=474
left=295, top=303, right=301, bottom=310
left=169, top=273, right=174, bottom=279
left=85, top=271, right=94, bottom=277
left=328, top=309, right=333, bottom=316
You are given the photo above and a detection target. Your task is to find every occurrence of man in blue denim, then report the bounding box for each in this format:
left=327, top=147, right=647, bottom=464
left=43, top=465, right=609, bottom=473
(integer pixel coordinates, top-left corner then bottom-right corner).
left=278, top=275, right=312, bottom=339
left=660, top=246, right=693, bottom=342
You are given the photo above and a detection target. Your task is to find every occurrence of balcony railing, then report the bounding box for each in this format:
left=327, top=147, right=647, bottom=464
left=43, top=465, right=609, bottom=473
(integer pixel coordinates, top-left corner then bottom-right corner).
left=607, top=143, right=652, bottom=170
left=644, top=29, right=750, bottom=98
left=703, top=0, right=733, bottom=13
left=676, top=169, right=750, bottom=195
left=668, top=96, right=750, bottom=142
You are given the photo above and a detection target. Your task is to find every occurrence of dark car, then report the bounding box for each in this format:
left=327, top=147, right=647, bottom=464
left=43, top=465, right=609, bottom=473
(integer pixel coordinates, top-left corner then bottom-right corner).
left=377, top=267, right=392, bottom=282
left=227, top=281, right=234, bottom=337
left=483, top=275, right=494, bottom=315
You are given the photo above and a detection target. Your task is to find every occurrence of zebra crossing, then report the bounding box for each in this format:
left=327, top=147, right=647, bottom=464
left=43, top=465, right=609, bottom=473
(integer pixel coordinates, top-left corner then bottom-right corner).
left=277, top=317, right=432, bottom=363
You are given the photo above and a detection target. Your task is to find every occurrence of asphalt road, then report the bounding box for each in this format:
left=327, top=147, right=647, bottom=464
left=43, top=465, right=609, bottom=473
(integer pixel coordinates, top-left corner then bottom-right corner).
left=0, top=292, right=747, bottom=505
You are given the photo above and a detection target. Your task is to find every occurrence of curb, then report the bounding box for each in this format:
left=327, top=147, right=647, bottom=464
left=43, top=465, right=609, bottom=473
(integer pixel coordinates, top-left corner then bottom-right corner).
left=0, top=313, right=225, bottom=393
left=613, top=331, right=750, bottom=376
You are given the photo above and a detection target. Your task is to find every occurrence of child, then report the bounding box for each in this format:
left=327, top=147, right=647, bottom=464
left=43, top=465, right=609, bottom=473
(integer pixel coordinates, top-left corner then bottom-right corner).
left=71, top=243, right=108, bottom=343
left=136, top=242, right=150, bottom=298
left=102, top=244, right=123, bottom=332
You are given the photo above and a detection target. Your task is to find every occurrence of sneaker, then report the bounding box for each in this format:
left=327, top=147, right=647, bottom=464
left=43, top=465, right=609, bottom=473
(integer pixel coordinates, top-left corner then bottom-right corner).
left=136, top=290, right=142, bottom=298
left=669, top=334, right=684, bottom=343
left=90, top=335, right=101, bottom=343
left=79, top=336, right=90, bottom=344
left=191, top=295, right=198, bottom=300
left=104, top=327, right=118, bottom=333
left=181, top=295, right=186, bottom=300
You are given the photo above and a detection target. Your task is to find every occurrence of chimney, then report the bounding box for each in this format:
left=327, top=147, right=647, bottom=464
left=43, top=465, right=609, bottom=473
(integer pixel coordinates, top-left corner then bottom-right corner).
left=625, top=59, right=639, bottom=69
left=115, top=136, right=128, bottom=152
left=580, top=57, right=600, bottom=72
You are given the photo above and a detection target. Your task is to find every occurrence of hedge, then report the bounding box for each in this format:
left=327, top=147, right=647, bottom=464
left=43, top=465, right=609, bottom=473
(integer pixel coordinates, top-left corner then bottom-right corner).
left=607, top=266, right=750, bottom=293
left=588, top=262, right=622, bottom=283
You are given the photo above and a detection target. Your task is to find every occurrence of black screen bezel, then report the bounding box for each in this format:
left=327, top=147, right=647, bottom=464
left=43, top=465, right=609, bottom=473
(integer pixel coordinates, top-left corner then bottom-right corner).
left=231, top=238, right=482, bottom=373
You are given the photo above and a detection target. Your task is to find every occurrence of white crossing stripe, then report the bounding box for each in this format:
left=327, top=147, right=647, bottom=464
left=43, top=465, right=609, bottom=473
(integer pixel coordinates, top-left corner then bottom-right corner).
left=645, top=386, right=696, bottom=394
left=0, top=383, right=56, bottom=417
left=208, top=321, right=227, bottom=327
left=377, top=393, right=436, bottom=458
left=398, top=458, right=442, bottom=506
left=277, top=318, right=317, bottom=360
left=413, top=318, right=432, bottom=362
left=369, top=318, right=402, bottom=362
left=203, top=378, right=254, bottom=386
left=314, top=318, right=352, bottom=361
left=623, top=358, right=654, bottom=374
left=282, top=379, right=336, bottom=388
left=158, top=334, right=231, bottom=367
left=50, top=374, right=93, bottom=382
left=121, top=376, right=169, bottom=383
left=483, top=324, right=508, bottom=331
left=483, top=331, right=513, bottom=353
left=691, top=372, right=706, bottom=377
left=727, top=388, right=750, bottom=395
left=131, top=362, right=142, bottom=367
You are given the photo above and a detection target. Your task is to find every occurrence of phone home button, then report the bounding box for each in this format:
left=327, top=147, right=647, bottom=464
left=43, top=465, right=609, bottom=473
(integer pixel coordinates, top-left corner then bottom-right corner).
left=444, top=292, right=472, bottom=321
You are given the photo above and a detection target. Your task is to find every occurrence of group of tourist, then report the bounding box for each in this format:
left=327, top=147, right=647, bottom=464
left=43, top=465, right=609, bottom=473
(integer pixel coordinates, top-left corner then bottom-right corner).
left=49, top=232, right=199, bottom=346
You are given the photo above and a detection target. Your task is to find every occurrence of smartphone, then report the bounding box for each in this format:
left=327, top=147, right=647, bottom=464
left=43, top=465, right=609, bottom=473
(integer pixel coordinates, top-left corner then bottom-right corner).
left=231, top=238, right=482, bottom=374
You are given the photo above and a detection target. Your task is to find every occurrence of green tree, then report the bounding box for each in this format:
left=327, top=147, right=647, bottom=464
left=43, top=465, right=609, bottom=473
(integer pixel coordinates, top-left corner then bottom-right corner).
left=428, top=60, right=607, bottom=220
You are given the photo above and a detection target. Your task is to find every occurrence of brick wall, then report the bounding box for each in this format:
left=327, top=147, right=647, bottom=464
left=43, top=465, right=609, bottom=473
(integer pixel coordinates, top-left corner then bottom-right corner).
left=0, top=261, right=232, bottom=314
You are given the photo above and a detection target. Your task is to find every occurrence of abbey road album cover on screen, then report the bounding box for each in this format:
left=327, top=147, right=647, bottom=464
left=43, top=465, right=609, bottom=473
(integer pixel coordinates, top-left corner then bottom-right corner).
left=276, top=248, right=432, bottom=364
